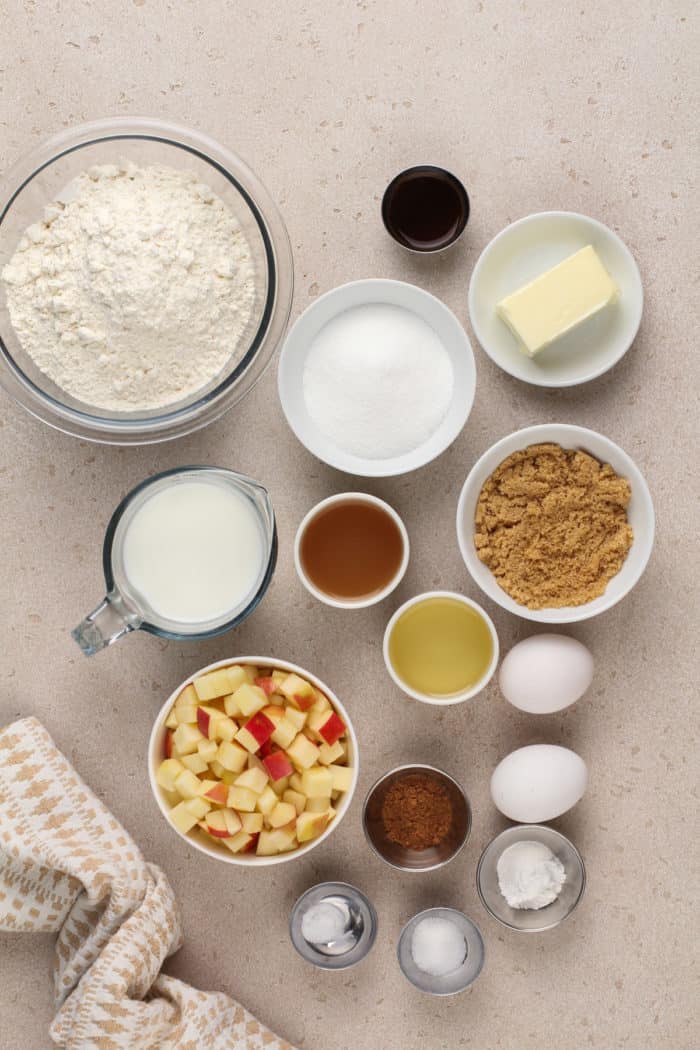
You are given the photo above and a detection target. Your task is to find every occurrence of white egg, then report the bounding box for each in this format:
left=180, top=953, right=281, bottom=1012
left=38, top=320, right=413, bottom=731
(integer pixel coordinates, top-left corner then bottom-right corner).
left=499, top=634, right=594, bottom=714
left=490, top=744, right=588, bottom=822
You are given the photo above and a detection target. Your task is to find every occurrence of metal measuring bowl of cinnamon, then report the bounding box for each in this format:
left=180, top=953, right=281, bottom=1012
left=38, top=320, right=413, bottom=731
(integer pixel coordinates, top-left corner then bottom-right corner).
left=361, top=763, right=471, bottom=872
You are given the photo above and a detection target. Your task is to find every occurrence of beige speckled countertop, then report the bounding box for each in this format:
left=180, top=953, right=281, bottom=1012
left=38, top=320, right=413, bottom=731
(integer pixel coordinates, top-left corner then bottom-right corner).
left=0, top=2, right=697, bottom=1048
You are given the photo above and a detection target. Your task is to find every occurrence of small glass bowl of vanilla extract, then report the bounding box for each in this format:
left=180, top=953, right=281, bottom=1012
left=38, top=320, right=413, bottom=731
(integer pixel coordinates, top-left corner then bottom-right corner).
left=382, top=166, right=469, bottom=253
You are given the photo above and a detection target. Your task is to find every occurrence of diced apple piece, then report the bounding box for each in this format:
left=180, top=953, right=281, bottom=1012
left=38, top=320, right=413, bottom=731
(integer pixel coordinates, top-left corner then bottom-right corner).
left=305, top=796, right=331, bottom=813
left=255, top=676, right=277, bottom=697
left=175, top=683, right=198, bottom=709
left=296, top=810, right=330, bottom=843
left=160, top=787, right=181, bottom=808
left=306, top=709, right=330, bottom=739
left=172, top=723, right=204, bottom=756
left=262, top=751, right=294, bottom=782
left=256, top=826, right=297, bottom=856
left=270, top=717, right=297, bottom=750
left=200, top=780, right=228, bottom=805
left=156, top=758, right=185, bottom=792
left=222, top=831, right=255, bottom=854
left=269, top=801, right=297, bottom=828
left=232, top=683, right=267, bottom=717
left=261, top=704, right=285, bottom=723
left=227, top=786, right=258, bottom=812
left=209, top=759, right=225, bottom=778
left=287, top=733, right=321, bottom=770
left=169, top=801, right=200, bottom=834
left=216, top=740, right=248, bottom=773
left=240, top=811, right=264, bottom=834
left=197, top=738, right=218, bottom=762
left=256, top=785, right=278, bottom=816
left=289, top=772, right=304, bottom=793
left=301, top=766, right=334, bottom=799
left=183, top=796, right=211, bottom=819
left=223, top=808, right=243, bottom=835
left=221, top=770, right=237, bottom=786
left=283, top=789, right=306, bottom=815
left=318, top=712, right=346, bottom=746
left=193, top=668, right=238, bottom=702
left=235, top=711, right=275, bottom=753
left=175, top=705, right=198, bottom=725
left=328, top=764, right=353, bottom=793
left=165, top=709, right=179, bottom=730
left=214, top=715, right=237, bottom=743
left=181, top=753, right=208, bottom=775
left=280, top=673, right=315, bottom=710
left=270, top=776, right=289, bottom=796
left=205, top=809, right=241, bottom=838
left=284, top=706, right=308, bottom=731
left=223, top=693, right=241, bottom=717
left=196, top=705, right=222, bottom=739
left=234, top=766, right=268, bottom=794
left=318, top=740, right=345, bottom=765
left=271, top=669, right=287, bottom=685
left=174, top=768, right=203, bottom=800
left=225, top=665, right=251, bottom=693
left=311, top=689, right=331, bottom=714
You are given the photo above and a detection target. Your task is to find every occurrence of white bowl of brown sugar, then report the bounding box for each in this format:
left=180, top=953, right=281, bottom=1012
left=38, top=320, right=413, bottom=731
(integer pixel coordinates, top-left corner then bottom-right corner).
left=456, top=424, right=655, bottom=624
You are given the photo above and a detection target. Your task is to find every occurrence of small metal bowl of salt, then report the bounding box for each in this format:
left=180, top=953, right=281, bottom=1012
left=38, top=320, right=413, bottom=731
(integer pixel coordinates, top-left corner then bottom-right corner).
left=397, top=907, right=485, bottom=995
left=290, top=882, right=378, bottom=970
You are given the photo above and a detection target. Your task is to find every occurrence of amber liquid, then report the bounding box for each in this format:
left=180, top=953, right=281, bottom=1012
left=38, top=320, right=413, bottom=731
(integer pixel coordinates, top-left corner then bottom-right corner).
left=300, top=499, right=404, bottom=600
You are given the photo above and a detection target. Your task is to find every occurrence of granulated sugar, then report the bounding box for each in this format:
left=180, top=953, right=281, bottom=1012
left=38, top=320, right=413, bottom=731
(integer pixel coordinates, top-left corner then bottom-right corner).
left=302, top=302, right=454, bottom=459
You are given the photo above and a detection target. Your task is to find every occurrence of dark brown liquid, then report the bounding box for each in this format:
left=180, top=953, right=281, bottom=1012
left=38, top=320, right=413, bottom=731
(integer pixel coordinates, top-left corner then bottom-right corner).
left=382, top=167, right=469, bottom=251
left=300, top=499, right=404, bottom=600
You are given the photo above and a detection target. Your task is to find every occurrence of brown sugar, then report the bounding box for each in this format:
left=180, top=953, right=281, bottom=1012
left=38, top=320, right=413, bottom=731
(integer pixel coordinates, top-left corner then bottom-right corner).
left=381, top=773, right=453, bottom=851
left=474, top=443, right=634, bottom=609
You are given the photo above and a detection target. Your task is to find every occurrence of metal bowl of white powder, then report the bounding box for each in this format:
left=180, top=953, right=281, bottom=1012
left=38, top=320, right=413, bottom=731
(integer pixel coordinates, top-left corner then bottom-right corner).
left=0, top=117, right=293, bottom=443
left=278, top=279, right=476, bottom=477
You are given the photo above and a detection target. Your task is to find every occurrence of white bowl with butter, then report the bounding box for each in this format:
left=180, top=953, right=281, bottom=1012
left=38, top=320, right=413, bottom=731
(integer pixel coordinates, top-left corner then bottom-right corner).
left=468, top=212, right=643, bottom=387
left=456, top=424, right=655, bottom=623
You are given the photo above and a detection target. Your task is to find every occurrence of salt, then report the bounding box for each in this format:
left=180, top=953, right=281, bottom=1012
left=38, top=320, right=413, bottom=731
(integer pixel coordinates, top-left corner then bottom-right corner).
left=301, top=901, right=347, bottom=946
left=410, top=916, right=467, bottom=978
left=302, top=303, right=454, bottom=460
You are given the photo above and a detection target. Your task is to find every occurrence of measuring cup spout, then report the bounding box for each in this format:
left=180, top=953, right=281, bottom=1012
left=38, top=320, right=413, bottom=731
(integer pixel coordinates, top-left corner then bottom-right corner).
left=72, top=591, right=141, bottom=656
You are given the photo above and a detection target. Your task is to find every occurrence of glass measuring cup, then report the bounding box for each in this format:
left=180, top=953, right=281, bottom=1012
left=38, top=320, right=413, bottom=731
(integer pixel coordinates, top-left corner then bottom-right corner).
left=72, top=466, right=277, bottom=655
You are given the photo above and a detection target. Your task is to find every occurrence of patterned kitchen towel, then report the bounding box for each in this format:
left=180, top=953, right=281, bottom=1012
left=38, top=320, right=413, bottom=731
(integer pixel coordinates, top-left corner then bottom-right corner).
left=0, top=716, right=296, bottom=1050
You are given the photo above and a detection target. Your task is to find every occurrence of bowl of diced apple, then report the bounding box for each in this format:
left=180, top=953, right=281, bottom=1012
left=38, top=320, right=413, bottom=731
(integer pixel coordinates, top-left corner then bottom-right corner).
left=149, top=657, right=358, bottom=865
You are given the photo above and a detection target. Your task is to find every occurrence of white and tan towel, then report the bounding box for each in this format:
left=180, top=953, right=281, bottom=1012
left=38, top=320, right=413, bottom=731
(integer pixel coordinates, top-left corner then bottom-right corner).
left=0, top=716, right=296, bottom=1050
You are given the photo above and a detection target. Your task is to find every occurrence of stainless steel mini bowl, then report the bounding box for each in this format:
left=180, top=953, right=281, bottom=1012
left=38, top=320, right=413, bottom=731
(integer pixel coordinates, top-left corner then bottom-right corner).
left=476, top=824, right=586, bottom=932
left=289, top=882, right=378, bottom=970
left=362, top=764, right=471, bottom=872
left=397, top=907, right=485, bottom=995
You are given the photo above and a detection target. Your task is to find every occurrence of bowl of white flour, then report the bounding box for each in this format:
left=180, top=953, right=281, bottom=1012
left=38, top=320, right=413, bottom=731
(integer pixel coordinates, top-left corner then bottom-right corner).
left=0, top=118, right=293, bottom=443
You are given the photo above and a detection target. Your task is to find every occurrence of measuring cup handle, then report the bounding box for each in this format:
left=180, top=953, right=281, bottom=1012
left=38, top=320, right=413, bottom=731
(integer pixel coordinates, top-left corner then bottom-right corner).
left=72, top=592, right=140, bottom=656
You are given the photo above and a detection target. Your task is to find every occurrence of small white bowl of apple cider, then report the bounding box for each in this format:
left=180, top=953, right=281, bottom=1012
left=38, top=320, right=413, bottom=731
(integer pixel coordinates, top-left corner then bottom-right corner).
left=149, top=658, right=358, bottom=865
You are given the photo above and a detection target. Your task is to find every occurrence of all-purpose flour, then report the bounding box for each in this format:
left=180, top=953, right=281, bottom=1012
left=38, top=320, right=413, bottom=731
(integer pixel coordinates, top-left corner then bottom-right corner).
left=2, top=162, right=256, bottom=411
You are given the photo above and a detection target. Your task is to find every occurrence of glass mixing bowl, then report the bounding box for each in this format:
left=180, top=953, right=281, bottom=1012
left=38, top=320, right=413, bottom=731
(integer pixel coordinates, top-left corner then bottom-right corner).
left=0, top=117, right=293, bottom=444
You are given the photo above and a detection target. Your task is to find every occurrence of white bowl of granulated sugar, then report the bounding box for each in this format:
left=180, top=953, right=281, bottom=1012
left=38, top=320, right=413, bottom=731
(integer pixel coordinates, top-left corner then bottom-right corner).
left=278, top=278, right=476, bottom=478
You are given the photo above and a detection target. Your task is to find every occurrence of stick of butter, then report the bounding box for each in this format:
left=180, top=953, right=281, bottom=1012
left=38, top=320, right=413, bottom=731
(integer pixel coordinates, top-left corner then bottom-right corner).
left=496, top=245, right=619, bottom=358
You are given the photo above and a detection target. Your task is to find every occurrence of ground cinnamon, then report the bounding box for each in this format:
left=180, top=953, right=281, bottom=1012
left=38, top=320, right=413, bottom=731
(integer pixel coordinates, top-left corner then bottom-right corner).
left=381, top=773, right=453, bottom=851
